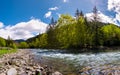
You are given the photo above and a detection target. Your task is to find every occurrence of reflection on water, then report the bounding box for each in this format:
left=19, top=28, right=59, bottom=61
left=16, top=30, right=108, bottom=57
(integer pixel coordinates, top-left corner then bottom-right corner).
left=31, top=49, right=120, bottom=74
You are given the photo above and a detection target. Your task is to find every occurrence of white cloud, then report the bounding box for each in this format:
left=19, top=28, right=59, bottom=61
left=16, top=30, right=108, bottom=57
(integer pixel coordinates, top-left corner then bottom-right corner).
left=0, top=19, right=48, bottom=40
left=0, top=22, right=4, bottom=28
left=108, top=0, right=120, bottom=25
left=49, top=7, right=59, bottom=11
left=63, top=0, right=68, bottom=3
left=108, top=0, right=120, bottom=11
left=45, top=11, right=52, bottom=18
left=85, top=11, right=115, bottom=24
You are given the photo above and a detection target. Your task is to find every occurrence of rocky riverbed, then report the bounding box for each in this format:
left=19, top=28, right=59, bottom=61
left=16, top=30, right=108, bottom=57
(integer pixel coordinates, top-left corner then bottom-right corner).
left=79, top=65, right=120, bottom=75
left=0, top=49, right=62, bottom=75
left=0, top=49, right=120, bottom=75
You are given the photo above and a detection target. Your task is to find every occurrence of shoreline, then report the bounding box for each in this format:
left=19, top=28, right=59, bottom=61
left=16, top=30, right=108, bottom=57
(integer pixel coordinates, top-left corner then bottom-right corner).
left=27, top=46, right=120, bottom=53
left=0, top=49, right=62, bottom=75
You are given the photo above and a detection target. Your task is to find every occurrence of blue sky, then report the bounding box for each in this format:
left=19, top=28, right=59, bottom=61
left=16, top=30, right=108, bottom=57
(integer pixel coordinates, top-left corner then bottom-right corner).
left=0, top=0, right=119, bottom=39
left=0, top=0, right=110, bottom=25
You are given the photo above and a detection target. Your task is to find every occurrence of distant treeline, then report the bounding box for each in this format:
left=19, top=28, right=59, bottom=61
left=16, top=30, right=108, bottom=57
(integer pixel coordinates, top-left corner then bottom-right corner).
left=0, top=36, right=17, bottom=49
left=1, top=7, right=120, bottom=49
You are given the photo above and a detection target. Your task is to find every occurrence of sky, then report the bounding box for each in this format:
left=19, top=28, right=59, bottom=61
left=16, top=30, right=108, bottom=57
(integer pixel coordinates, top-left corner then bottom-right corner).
left=0, top=0, right=119, bottom=40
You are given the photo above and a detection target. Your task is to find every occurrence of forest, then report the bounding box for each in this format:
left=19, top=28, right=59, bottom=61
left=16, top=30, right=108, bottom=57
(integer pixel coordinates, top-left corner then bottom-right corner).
left=1, top=7, right=120, bottom=49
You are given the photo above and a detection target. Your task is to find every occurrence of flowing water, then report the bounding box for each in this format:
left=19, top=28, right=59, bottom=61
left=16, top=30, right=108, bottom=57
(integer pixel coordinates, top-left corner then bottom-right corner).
left=30, top=49, right=120, bottom=74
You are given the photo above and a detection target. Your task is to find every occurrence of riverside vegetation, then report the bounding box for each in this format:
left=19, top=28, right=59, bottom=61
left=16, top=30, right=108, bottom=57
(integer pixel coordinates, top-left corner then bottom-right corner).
left=0, top=7, right=120, bottom=50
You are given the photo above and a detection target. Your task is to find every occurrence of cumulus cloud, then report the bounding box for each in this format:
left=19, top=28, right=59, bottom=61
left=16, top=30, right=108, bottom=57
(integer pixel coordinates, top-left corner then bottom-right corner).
left=45, top=11, right=52, bottom=18
left=108, top=0, right=120, bottom=25
left=49, top=7, right=59, bottom=11
left=0, top=22, right=4, bottom=28
left=85, top=11, right=115, bottom=24
left=108, top=0, right=120, bottom=11
left=0, top=19, right=48, bottom=40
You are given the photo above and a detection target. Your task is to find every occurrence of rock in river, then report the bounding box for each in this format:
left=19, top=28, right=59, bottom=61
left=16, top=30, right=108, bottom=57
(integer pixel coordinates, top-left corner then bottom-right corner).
left=52, top=71, right=63, bottom=75
left=7, top=68, right=17, bottom=75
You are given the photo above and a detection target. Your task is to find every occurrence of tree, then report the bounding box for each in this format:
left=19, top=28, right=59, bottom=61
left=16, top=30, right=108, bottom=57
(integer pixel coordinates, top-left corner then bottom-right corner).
left=101, top=24, right=120, bottom=46
left=79, top=11, right=84, bottom=17
left=39, top=34, right=48, bottom=48
left=92, top=6, right=101, bottom=46
left=19, top=42, right=28, bottom=48
left=56, top=14, right=76, bottom=48
left=57, top=14, right=75, bottom=27
left=6, top=36, right=17, bottom=48
left=75, top=9, right=84, bottom=19
left=93, top=6, right=98, bottom=21
left=50, top=17, right=55, bottom=25
left=10, top=43, right=17, bottom=49
left=75, top=9, right=80, bottom=19
left=74, top=17, right=91, bottom=47
left=6, top=36, right=13, bottom=46
left=0, top=37, right=6, bottom=47
left=47, top=26, right=58, bottom=48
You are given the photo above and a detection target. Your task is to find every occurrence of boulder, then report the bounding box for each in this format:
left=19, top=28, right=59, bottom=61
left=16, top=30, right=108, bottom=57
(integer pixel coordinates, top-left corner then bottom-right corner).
left=7, top=68, right=17, bottom=75
left=52, top=71, right=62, bottom=75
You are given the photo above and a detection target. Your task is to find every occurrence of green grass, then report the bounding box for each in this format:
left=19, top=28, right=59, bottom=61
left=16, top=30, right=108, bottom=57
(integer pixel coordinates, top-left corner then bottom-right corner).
left=0, top=49, right=17, bottom=56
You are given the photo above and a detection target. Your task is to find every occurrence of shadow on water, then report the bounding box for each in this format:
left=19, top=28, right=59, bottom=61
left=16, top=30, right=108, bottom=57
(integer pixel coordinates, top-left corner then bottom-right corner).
left=63, top=47, right=120, bottom=54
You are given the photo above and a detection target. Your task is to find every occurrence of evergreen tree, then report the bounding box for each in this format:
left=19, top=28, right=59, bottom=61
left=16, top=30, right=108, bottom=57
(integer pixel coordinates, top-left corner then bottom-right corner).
left=93, top=6, right=98, bottom=21
left=92, top=6, right=99, bottom=46
left=79, top=11, right=84, bottom=17
left=75, top=9, right=80, bottom=19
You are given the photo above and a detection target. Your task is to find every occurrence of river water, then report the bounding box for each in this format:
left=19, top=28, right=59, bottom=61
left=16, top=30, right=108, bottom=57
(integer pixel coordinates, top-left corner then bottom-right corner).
left=30, top=49, right=120, bottom=74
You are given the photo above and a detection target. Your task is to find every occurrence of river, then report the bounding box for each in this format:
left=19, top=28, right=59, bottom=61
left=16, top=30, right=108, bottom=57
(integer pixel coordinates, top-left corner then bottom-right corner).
left=29, top=49, right=120, bottom=75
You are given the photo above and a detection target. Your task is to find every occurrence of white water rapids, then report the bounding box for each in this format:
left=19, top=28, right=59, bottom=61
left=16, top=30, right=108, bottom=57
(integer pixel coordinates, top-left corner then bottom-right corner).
left=32, top=49, right=120, bottom=67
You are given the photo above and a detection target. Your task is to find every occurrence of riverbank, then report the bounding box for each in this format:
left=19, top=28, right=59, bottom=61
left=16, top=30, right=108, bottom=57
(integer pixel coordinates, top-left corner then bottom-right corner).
left=79, top=64, right=120, bottom=75
left=0, top=49, right=17, bottom=57
left=0, top=49, right=62, bottom=75
left=0, top=49, right=119, bottom=75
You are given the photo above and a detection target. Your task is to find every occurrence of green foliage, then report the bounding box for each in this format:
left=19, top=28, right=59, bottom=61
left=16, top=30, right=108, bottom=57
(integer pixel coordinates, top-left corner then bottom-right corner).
left=39, top=34, right=48, bottom=48
left=57, top=14, right=75, bottom=27
left=24, top=13, right=120, bottom=49
left=56, top=15, right=94, bottom=48
left=101, top=24, right=120, bottom=46
left=19, top=42, right=28, bottom=48
left=10, top=43, right=17, bottom=49
left=0, top=49, right=17, bottom=56
left=0, top=37, right=6, bottom=47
